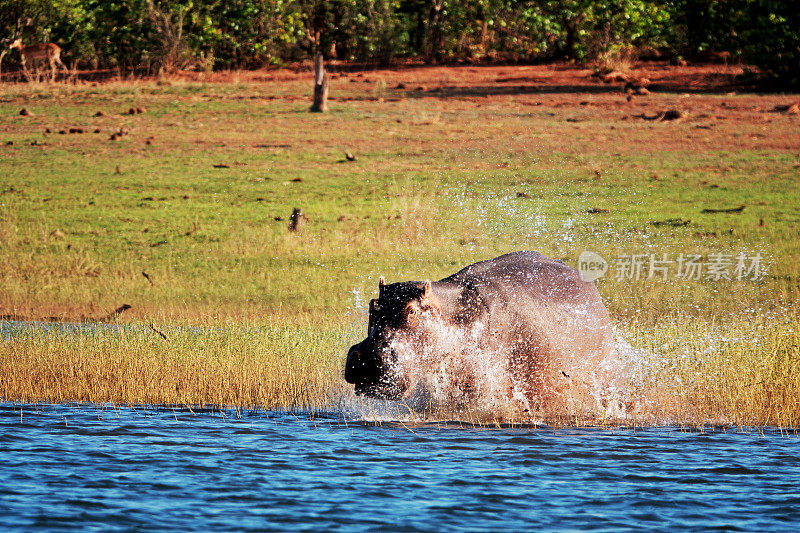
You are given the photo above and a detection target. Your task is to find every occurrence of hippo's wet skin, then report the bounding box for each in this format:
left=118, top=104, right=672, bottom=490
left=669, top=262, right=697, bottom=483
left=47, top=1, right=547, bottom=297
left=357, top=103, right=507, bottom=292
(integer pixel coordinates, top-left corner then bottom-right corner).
left=345, top=251, right=616, bottom=416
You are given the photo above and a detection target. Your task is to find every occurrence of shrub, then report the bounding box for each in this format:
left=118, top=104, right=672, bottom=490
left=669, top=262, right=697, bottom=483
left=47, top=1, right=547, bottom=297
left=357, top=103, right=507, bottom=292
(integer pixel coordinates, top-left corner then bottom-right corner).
left=735, top=0, right=800, bottom=88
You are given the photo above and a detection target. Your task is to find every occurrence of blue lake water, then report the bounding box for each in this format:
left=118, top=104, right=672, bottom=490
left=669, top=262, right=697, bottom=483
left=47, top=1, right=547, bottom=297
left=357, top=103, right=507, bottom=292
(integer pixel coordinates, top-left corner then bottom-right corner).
left=1, top=403, right=799, bottom=531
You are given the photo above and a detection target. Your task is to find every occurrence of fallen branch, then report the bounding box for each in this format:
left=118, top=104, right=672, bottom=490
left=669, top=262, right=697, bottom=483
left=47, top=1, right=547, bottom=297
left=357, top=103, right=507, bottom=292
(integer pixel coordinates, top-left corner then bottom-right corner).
left=652, top=218, right=691, bottom=226
left=97, top=304, right=132, bottom=322
left=701, top=205, right=745, bottom=214
left=1, top=304, right=131, bottom=323
left=638, top=109, right=687, bottom=121
left=149, top=322, right=168, bottom=341
left=772, top=103, right=800, bottom=115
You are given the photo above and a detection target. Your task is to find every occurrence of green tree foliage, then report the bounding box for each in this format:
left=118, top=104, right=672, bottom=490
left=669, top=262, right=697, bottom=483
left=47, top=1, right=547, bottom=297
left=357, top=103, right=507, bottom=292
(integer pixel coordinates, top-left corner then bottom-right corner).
left=672, top=0, right=799, bottom=88
left=734, top=0, right=799, bottom=88
left=192, top=1, right=304, bottom=67
left=0, top=0, right=796, bottom=87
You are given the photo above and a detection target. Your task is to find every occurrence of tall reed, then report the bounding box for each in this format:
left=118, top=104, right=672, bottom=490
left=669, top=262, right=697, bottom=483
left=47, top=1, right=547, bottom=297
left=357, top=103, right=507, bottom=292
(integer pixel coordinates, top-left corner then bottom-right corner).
left=2, top=313, right=798, bottom=428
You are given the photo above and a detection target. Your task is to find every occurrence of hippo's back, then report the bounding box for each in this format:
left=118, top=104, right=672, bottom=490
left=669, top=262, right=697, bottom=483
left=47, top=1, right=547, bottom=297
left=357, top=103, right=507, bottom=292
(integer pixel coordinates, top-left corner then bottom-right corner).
left=444, top=251, right=553, bottom=280
left=442, top=251, right=591, bottom=307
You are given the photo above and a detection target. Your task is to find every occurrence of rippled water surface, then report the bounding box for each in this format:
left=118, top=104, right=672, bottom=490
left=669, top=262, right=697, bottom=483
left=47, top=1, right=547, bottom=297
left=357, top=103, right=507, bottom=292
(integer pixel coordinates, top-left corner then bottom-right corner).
left=2, top=403, right=799, bottom=531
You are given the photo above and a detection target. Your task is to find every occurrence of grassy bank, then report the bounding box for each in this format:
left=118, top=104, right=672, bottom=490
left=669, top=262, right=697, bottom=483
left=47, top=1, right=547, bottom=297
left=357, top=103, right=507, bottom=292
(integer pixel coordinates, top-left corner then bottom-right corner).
left=2, top=312, right=798, bottom=427
left=0, top=320, right=357, bottom=412
left=1, top=64, right=799, bottom=425
left=620, top=312, right=800, bottom=428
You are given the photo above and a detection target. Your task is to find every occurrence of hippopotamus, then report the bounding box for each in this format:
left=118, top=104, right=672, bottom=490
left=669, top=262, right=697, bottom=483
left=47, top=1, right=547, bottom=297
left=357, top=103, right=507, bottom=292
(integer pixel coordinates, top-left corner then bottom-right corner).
left=344, top=251, right=618, bottom=419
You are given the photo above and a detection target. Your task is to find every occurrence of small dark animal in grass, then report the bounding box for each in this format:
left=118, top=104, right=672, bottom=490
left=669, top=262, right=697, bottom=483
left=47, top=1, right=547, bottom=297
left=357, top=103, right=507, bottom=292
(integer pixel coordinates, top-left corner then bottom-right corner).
left=345, top=251, right=617, bottom=417
left=345, top=151, right=357, bottom=161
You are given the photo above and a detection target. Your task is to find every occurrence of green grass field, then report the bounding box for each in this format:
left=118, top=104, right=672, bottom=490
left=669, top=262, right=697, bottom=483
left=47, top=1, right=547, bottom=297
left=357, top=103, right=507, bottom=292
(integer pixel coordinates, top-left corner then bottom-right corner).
left=1, top=65, right=799, bottom=425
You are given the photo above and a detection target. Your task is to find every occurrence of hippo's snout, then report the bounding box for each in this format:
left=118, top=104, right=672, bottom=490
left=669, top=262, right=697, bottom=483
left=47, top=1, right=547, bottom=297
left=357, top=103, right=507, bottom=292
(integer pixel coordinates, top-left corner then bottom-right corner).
left=345, top=340, right=383, bottom=388
left=344, top=344, right=363, bottom=384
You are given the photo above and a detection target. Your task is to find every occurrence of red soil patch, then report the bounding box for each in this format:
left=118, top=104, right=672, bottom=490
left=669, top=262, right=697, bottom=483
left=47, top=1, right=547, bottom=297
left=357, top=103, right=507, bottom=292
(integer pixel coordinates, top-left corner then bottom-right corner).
left=0, top=59, right=754, bottom=94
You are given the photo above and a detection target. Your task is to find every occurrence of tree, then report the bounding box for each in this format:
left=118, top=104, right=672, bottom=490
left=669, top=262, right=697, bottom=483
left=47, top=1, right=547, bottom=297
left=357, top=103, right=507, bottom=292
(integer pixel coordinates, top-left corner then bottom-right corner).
left=735, top=0, right=800, bottom=88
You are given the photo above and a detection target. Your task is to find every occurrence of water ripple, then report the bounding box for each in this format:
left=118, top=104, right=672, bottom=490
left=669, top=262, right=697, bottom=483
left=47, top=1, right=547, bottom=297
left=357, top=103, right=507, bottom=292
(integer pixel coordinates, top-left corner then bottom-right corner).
left=1, top=403, right=799, bottom=530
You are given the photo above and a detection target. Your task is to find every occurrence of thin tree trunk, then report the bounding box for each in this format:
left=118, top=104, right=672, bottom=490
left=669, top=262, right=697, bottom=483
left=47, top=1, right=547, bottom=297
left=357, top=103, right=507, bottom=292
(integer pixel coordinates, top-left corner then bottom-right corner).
left=425, top=0, right=445, bottom=62
left=310, top=51, right=328, bottom=113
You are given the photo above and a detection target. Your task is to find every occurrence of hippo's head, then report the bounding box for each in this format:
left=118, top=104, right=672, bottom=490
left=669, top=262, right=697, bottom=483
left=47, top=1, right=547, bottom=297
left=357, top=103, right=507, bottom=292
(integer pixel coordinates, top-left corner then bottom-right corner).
left=345, top=278, right=443, bottom=399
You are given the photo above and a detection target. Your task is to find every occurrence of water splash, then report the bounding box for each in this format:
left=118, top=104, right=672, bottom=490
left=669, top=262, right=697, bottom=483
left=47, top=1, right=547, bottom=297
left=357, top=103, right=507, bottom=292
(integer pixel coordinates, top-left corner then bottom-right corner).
left=335, top=179, right=793, bottom=427
left=340, top=305, right=643, bottom=425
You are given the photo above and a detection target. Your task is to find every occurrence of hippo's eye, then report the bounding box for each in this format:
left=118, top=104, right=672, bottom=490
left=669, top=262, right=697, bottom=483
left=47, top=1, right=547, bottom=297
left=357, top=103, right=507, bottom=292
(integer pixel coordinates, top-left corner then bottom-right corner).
left=406, top=306, right=419, bottom=324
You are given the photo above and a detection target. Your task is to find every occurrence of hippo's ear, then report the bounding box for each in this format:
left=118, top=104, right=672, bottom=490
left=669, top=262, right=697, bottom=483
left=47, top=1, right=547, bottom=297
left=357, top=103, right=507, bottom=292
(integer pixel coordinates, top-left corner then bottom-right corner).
left=420, top=280, right=441, bottom=312
left=378, top=276, right=386, bottom=295
left=422, top=280, right=431, bottom=296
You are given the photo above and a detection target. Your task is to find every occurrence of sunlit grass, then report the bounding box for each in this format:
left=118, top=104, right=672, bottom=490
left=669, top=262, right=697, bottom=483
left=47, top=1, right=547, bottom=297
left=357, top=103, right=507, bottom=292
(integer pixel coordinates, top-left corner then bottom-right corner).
left=0, top=319, right=358, bottom=412
left=620, top=312, right=800, bottom=429
left=1, top=67, right=798, bottom=426
left=2, top=311, right=798, bottom=428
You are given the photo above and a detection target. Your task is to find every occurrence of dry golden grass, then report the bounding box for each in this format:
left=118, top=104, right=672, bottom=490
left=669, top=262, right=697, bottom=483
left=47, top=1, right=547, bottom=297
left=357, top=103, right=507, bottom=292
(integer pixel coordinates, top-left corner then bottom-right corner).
left=0, top=320, right=357, bottom=412
left=620, top=311, right=800, bottom=428
left=2, top=311, right=799, bottom=428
